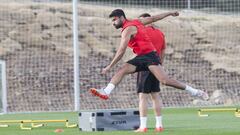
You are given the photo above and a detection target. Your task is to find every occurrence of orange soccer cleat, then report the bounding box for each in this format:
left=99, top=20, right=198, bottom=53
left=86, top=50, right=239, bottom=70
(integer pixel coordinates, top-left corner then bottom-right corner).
left=155, top=127, right=164, bottom=132
left=134, top=128, right=148, bottom=133
left=89, top=88, right=109, bottom=100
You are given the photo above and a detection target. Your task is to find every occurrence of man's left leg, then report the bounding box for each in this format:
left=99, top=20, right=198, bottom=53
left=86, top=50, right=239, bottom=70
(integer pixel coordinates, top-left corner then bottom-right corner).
left=150, top=92, right=164, bottom=132
left=148, top=64, right=209, bottom=100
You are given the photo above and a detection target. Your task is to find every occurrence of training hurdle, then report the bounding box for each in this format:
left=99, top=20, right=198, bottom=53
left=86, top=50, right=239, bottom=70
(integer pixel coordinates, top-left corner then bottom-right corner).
left=0, top=119, right=77, bottom=130
left=198, top=108, right=240, bottom=117
left=0, top=120, right=26, bottom=128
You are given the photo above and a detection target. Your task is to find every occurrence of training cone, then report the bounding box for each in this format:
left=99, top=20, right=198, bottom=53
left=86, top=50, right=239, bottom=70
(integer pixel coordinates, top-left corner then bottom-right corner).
left=54, top=128, right=64, bottom=133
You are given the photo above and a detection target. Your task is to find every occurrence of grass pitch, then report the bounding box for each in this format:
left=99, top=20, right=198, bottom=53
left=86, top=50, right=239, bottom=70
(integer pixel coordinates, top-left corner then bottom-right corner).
left=0, top=107, right=240, bottom=135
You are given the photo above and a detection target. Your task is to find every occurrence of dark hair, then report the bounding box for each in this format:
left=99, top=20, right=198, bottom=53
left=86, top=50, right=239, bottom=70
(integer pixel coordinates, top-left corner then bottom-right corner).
left=138, top=13, right=151, bottom=18
left=109, top=9, right=126, bottom=19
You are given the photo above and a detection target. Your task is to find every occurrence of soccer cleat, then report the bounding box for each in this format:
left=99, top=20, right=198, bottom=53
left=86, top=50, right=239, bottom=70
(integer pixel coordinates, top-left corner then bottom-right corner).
left=195, top=90, right=209, bottom=101
left=89, top=88, right=109, bottom=100
left=134, top=128, right=147, bottom=133
left=155, top=127, right=164, bottom=132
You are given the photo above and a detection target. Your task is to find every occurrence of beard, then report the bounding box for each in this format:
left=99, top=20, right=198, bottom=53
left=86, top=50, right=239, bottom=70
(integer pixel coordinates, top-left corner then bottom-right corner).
left=113, top=21, right=123, bottom=29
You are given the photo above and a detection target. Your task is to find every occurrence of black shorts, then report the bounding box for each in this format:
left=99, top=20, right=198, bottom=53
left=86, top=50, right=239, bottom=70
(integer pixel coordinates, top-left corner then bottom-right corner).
left=137, top=71, right=160, bottom=93
left=127, top=51, right=160, bottom=72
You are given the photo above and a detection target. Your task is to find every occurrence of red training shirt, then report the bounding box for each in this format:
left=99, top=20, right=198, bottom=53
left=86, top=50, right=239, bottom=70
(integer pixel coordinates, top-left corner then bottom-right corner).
left=145, top=26, right=165, bottom=55
left=121, top=19, right=156, bottom=56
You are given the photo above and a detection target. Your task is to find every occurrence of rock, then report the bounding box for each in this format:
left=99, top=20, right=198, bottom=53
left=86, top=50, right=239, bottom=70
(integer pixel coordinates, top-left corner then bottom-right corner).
left=193, top=99, right=210, bottom=106
left=210, top=90, right=224, bottom=99
left=0, top=38, right=22, bottom=55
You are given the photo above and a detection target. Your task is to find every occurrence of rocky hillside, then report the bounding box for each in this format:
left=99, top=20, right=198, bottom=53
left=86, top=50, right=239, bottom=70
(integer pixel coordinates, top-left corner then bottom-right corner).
left=0, top=2, right=239, bottom=112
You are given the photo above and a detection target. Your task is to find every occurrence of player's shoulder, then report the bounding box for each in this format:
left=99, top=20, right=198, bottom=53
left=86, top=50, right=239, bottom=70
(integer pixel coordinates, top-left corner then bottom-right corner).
left=127, top=19, right=142, bottom=25
left=121, top=19, right=139, bottom=32
left=151, top=25, right=164, bottom=34
left=122, top=25, right=137, bottom=34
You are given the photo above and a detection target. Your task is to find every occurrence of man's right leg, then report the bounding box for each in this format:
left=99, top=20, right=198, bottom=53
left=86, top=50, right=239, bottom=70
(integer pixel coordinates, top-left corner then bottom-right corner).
left=90, top=63, right=136, bottom=100
left=109, top=63, right=136, bottom=86
left=135, top=93, right=148, bottom=132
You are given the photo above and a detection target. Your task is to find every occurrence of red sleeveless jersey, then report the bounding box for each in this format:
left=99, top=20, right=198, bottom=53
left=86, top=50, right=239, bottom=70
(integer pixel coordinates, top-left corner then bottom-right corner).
left=121, top=19, right=156, bottom=56
left=145, top=26, right=165, bottom=55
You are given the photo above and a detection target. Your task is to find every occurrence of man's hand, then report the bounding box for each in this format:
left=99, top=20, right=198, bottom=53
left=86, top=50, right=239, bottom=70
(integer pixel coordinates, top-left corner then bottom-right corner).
left=101, top=65, right=111, bottom=74
left=171, top=11, right=179, bottom=17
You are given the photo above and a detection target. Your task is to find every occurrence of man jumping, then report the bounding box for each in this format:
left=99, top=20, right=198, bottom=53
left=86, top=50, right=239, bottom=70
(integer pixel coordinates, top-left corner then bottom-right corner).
left=89, top=9, right=209, bottom=131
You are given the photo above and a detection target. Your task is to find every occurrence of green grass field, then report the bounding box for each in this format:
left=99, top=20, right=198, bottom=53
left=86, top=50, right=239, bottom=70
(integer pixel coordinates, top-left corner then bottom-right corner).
left=0, top=108, right=240, bottom=135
